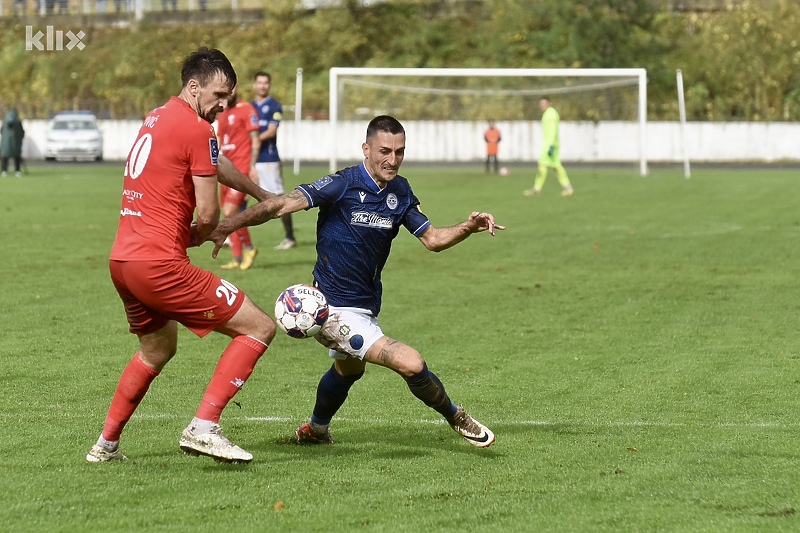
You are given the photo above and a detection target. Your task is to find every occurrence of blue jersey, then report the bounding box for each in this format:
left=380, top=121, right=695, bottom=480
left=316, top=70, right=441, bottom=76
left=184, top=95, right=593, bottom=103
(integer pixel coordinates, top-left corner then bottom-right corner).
left=253, top=96, right=281, bottom=163
left=297, top=163, right=431, bottom=316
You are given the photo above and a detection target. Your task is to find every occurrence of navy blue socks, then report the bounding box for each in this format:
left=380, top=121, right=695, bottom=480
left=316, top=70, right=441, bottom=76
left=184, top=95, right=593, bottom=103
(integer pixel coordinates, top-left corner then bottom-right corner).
left=310, top=365, right=364, bottom=425
left=403, top=363, right=458, bottom=420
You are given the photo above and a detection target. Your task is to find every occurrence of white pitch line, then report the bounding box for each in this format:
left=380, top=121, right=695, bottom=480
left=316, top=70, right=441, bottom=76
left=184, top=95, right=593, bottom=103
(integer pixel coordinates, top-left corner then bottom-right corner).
left=5, top=412, right=797, bottom=429
left=246, top=417, right=800, bottom=430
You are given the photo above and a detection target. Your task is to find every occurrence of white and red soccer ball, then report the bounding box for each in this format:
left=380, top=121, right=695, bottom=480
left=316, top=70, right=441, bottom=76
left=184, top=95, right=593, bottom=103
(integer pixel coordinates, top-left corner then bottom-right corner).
left=274, top=284, right=329, bottom=338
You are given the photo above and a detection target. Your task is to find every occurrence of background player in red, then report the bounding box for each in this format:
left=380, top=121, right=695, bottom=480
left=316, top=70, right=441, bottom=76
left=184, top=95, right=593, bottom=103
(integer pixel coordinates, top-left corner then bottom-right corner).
left=87, top=47, right=276, bottom=464
left=216, top=88, right=261, bottom=270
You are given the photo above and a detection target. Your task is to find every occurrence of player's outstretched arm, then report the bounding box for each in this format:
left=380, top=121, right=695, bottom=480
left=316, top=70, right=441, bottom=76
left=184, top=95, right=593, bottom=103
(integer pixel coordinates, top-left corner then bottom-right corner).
left=217, top=154, right=273, bottom=202
left=206, top=188, right=310, bottom=258
left=417, top=211, right=505, bottom=252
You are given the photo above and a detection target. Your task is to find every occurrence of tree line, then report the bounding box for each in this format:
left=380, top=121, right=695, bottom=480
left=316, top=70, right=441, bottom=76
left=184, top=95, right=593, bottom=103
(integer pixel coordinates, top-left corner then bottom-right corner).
left=0, top=0, right=795, bottom=121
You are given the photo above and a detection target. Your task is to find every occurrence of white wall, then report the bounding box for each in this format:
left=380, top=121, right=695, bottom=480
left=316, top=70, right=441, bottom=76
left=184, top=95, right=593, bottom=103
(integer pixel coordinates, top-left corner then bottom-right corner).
left=20, top=119, right=800, bottom=164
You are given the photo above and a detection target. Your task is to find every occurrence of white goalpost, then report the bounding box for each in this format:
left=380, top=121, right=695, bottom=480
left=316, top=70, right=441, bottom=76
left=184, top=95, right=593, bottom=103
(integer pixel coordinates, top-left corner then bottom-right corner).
left=676, top=69, right=690, bottom=179
left=328, top=67, right=649, bottom=176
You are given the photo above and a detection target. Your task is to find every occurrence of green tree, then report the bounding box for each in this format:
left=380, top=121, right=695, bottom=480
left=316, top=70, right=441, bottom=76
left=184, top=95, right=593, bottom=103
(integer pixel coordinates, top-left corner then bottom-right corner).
left=670, top=0, right=800, bottom=120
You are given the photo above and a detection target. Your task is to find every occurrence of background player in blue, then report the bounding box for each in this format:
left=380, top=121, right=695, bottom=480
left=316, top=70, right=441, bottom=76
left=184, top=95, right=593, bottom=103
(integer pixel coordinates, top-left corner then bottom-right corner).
left=252, top=71, right=296, bottom=250
left=207, top=115, right=504, bottom=448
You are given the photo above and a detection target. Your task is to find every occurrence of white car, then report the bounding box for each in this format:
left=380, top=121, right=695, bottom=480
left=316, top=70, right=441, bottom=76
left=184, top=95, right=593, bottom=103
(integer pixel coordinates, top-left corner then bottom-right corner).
left=44, top=111, right=103, bottom=161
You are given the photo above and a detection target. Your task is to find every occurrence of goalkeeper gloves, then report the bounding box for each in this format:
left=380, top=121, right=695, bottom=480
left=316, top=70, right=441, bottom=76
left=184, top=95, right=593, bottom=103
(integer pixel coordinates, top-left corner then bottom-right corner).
left=548, top=145, right=555, bottom=157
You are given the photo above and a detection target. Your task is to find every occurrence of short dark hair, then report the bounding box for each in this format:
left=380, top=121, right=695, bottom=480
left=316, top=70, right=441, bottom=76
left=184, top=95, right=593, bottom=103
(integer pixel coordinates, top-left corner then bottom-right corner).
left=253, top=71, right=271, bottom=82
left=366, top=115, right=405, bottom=141
left=181, top=47, right=237, bottom=90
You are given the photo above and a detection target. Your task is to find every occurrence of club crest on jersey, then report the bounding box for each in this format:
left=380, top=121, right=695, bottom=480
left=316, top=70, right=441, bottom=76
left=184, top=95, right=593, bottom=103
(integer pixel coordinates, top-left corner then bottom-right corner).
left=311, top=175, right=334, bottom=190
left=386, top=193, right=398, bottom=210
left=209, top=138, right=219, bottom=165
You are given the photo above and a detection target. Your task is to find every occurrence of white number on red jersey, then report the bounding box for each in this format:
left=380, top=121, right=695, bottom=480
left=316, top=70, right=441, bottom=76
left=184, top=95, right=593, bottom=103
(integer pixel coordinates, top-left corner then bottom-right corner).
left=125, top=133, right=153, bottom=179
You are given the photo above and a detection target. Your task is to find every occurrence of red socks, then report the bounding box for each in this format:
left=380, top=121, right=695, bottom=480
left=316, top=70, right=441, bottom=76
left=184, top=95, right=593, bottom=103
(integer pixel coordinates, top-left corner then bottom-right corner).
left=230, top=229, right=252, bottom=259
left=230, top=229, right=243, bottom=259
left=195, top=335, right=268, bottom=423
left=102, top=353, right=159, bottom=442
left=101, top=336, right=267, bottom=441
left=237, top=228, right=252, bottom=248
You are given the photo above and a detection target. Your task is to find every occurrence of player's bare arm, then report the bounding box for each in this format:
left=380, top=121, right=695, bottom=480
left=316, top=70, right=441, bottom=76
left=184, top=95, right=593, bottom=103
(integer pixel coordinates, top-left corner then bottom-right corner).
left=206, top=188, right=309, bottom=257
left=217, top=154, right=272, bottom=202
left=190, top=175, right=221, bottom=246
left=258, top=123, right=278, bottom=142
left=418, top=211, right=505, bottom=252
left=248, top=130, right=260, bottom=182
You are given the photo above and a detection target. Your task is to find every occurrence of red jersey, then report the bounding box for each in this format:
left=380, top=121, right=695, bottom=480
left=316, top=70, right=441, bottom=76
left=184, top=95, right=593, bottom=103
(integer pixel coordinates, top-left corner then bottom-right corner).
left=217, top=100, right=259, bottom=173
left=110, top=96, right=219, bottom=261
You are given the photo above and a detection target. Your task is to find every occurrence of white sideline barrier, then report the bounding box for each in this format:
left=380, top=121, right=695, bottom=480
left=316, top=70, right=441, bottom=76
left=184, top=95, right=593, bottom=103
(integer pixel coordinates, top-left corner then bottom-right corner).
left=19, top=119, right=800, bottom=164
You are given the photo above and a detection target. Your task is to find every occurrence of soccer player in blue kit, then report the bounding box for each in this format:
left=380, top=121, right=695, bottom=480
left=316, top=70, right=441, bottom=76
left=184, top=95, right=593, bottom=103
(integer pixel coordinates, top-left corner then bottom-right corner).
left=207, top=115, right=504, bottom=448
left=252, top=71, right=296, bottom=250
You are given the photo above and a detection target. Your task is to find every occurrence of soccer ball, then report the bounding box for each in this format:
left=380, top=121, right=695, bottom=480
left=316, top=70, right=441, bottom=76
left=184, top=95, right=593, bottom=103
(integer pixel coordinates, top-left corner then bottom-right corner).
left=274, top=284, right=329, bottom=339
left=499, top=166, right=509, bottom=176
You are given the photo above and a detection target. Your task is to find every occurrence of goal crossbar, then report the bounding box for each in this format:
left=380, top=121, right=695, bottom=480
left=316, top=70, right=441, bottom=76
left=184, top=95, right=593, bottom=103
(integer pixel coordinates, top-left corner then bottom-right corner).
left=340, top=77, right=640, bottom=97
left=329, top=67, right=648, bottom=175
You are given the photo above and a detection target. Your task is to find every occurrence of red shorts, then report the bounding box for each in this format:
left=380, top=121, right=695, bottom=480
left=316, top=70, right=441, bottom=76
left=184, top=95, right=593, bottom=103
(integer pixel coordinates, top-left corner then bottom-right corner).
left=109, top=258, right=245, bottom=337
left=220, top=185, right=247, bottom=207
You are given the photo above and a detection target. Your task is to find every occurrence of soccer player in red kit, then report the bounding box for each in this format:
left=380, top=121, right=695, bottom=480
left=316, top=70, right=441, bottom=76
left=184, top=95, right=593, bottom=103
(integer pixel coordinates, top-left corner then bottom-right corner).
left=87, top=47, right=277, bottom=464
left=216, top=90, right=261, bottom=270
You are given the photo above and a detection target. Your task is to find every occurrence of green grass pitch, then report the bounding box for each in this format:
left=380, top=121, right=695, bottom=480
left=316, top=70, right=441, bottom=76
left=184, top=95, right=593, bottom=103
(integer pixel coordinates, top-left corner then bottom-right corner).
left=1, top=161, right=799, bottom=532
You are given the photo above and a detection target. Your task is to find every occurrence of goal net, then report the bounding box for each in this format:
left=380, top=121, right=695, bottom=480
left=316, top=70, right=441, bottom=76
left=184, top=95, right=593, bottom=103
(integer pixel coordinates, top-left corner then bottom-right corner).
left=328, top=67, right=648, bottom=176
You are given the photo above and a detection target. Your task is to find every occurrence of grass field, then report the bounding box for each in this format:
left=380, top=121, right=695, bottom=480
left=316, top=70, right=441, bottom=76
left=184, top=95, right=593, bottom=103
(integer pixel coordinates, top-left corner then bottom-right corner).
left=2, top=161, right=799, bottom=532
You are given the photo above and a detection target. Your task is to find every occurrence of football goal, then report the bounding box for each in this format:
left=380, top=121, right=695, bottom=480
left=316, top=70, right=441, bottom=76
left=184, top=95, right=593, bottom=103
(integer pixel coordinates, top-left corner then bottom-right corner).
left=328, top=67, right=648, bottom=176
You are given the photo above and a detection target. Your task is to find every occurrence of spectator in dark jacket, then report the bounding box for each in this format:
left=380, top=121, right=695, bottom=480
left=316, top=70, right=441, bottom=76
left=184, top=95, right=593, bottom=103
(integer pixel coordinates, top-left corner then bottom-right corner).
left=1, top=109, right=25, bottom=177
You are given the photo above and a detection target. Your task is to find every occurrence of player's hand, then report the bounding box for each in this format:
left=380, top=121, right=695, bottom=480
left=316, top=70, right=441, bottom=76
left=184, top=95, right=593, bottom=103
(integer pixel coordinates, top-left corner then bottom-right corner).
left=548, top=145, right=554, bottom=157
left=206, top=221, right=233, bottom=258
left=467, top=211, right=505, bottom=236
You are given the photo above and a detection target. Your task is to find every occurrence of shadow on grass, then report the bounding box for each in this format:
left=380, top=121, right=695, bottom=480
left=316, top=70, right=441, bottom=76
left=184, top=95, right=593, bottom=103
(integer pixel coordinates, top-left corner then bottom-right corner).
left=256, top=426, right=501, bottom=459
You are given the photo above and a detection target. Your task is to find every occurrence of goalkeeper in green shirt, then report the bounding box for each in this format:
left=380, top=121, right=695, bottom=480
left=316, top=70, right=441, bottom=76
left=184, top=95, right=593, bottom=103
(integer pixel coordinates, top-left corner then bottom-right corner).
left=524, top=97, right=574, bottom=197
